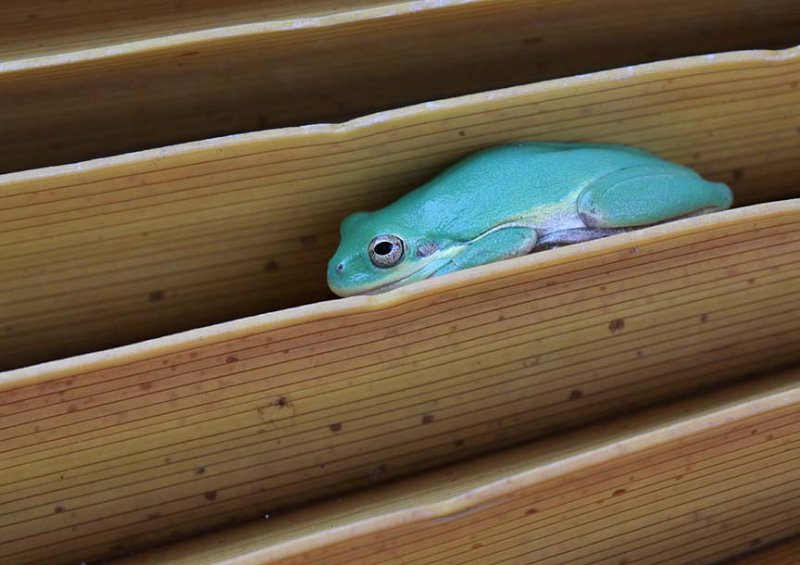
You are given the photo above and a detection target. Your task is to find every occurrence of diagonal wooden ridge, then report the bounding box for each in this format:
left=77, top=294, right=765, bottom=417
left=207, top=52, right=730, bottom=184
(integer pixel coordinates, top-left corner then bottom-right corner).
left=0, top=199, right=798, bottom=564
left=112, top=367, right=800, bottom=565
left=1, top=46, right=800, bottom=369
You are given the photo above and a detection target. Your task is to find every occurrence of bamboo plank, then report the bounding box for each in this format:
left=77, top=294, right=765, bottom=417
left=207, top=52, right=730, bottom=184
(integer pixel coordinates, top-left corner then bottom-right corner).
left=0, top=198, right=797, bottom=564
left=2, top=47, right=800, bottom=368
left=0, top=1, right=798, bottom=171
left=109, top=366, right=800, bottom=565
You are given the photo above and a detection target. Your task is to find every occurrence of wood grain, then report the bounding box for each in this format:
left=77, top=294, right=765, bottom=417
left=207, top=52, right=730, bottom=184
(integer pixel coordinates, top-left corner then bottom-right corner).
left=0, top=0, right=389, bottom=60
left=110, top=367, right=800, bottom=565
left=0, top=199, right=798, bottom=564
left=0, top=0, right=798, bottom=172
left=2, top=47, right=800, bottom=369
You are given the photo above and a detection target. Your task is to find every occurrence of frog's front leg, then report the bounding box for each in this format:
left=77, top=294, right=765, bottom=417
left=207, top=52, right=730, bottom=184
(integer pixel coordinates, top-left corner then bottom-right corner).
left=577, top=164, right=733, bottom=229
left=432, top=224, right=538, bottom=277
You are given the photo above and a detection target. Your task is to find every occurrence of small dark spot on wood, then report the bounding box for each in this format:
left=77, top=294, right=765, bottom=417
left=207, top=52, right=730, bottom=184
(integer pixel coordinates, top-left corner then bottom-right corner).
left=204, top=490, right=218, bottom=501
left=525, top=508, right=538, bottom=516
left=699, top=313, right=708, bottom=323
left=34, top=425, right=41, bottom=432
left=225, top=355, right=239, bottom=364
left=139, top=382, right=153, bottom=391
left=54, top=505, right=65, bottom=514
left=164, top=456, right=173, bottom=464
left=319, top=463, right=327, bottom=469
left=329, top=423, right=342, bottom=432
left=767, top=434, right=774, bottom=440
left=66, top=404, right=78, bottom=413
left=5, top=325, right=12, bottom=333
left=609, top=319, right=625, bottom=333
left=751, top=429, right=758, bottom=435
left=27, top=13, right=38, bottom=19
left=148, top=290, right=165, bottom=302
left=370, top=463, right=388, bottom=482
left=453, top=438, right=465, bottom=448
left=630, top=246, right=639, bottom=254
left=523, top=357, right=538, bottom=368
left=569, top=389, right=584, bottom=400
left=458, top=130, right=466, bottom=137
left=422, top=414, right=435, bottom=424
left=636, top=350, right=643, bottom=358
left=675, top=474, right=683, bottom=480
left=274, top=396, right=290, bottom=408
left=264, top=260, right=280, bottom=272
left=299, top=235, right=318, bottom=249
left=612, top=489, right=627, bottom=497
left=732, top=168, right=744, bottom=181
left=147, top=512, right=161, bottom=520
left=195, top=466, right=206, bottom=475
left=472, top=543, right=483, bottom=550
left=178, top=50, right=199, bottom=57
left=188, top=351, right=199, bottom=359
left=747, top=278, right=755, bottom=285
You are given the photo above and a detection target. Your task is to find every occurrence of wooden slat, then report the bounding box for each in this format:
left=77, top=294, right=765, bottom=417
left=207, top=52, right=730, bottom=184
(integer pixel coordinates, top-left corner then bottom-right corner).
left=110, top=366, right=800, bottom=565
left=0, top=199, right=798, bottom=564
left=2, top=46, right=800, bottom=369
left=0, top=0, right=799, bottom=172
left=0, top=0, right=388, bottom=60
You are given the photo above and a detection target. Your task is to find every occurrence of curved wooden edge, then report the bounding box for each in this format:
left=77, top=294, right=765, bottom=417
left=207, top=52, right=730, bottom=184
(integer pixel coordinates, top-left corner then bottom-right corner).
left=115, top=365, right=800, bottom=565
left=3, top=45, right=797, bottom=186
left=0, top=0, right=483, bottom=73
left=2, top=198, right=796, bottom=392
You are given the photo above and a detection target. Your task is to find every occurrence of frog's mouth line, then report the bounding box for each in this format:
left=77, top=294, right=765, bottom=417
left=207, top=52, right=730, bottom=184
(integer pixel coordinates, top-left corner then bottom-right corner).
left=336, top=248, right=464, bottom=297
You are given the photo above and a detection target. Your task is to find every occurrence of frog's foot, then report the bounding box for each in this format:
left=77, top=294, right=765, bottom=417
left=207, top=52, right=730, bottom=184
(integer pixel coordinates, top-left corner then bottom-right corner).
left=432, top=224, right=539, bottom=277
left=535, top=227, right=630, bottom=250
left=577, top=165, right=733, bottom=229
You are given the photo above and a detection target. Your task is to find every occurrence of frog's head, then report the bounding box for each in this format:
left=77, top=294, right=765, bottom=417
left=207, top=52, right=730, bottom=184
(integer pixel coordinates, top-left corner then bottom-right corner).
left=327, top=209, right=458, bottom=297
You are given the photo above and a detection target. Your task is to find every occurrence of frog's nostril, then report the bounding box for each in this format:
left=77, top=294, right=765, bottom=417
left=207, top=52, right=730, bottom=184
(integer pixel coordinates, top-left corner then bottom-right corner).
left=336, top=262, right=344, bottom=273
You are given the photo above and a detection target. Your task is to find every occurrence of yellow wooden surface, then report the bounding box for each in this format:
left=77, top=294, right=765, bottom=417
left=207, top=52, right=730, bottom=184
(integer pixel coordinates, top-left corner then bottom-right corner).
left=0, top=1, right=798, bottom=172
left=0, top=198, right=798, bottom=564
left=112, top=367, right=800, bottom=565
left=2, top=47, right=800, bottom=369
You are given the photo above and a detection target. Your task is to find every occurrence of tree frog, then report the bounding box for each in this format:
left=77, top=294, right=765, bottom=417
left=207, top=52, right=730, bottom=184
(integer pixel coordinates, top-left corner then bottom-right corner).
left=327, top=142, right=733, bottom=296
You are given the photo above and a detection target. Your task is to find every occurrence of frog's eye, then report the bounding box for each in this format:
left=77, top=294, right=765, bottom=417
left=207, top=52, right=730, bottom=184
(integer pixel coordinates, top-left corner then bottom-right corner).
left=368, top=234, right=404, bottom=268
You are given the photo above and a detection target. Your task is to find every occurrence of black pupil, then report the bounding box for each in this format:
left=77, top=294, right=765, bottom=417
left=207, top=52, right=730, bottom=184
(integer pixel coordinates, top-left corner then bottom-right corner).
left=374, top=241, right=394, bottom=255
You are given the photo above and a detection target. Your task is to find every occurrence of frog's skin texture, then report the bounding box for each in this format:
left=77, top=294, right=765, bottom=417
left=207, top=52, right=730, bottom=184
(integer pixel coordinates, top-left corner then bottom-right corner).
left=327, top=142, right=733, bottom=297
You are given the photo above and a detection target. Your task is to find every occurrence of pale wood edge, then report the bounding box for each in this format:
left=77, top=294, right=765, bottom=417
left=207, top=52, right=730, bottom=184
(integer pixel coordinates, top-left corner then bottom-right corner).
left=2, top=198, right=796, bottom=391
left=0, top=0, right=484, bottom=74
left=1, top=45, right=798, bottom=185
left=119, top=366, right=800, bottom=565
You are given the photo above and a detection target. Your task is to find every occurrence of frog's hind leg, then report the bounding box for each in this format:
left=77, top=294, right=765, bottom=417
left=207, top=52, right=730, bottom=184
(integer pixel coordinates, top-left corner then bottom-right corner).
left=577, top=165, right=733, bottom=229
left=432, top=224, right=538, bottom=277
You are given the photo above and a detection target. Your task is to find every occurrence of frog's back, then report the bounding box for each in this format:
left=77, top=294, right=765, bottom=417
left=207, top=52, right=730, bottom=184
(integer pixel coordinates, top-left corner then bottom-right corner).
left=390, top=142, right=686, bottom=237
